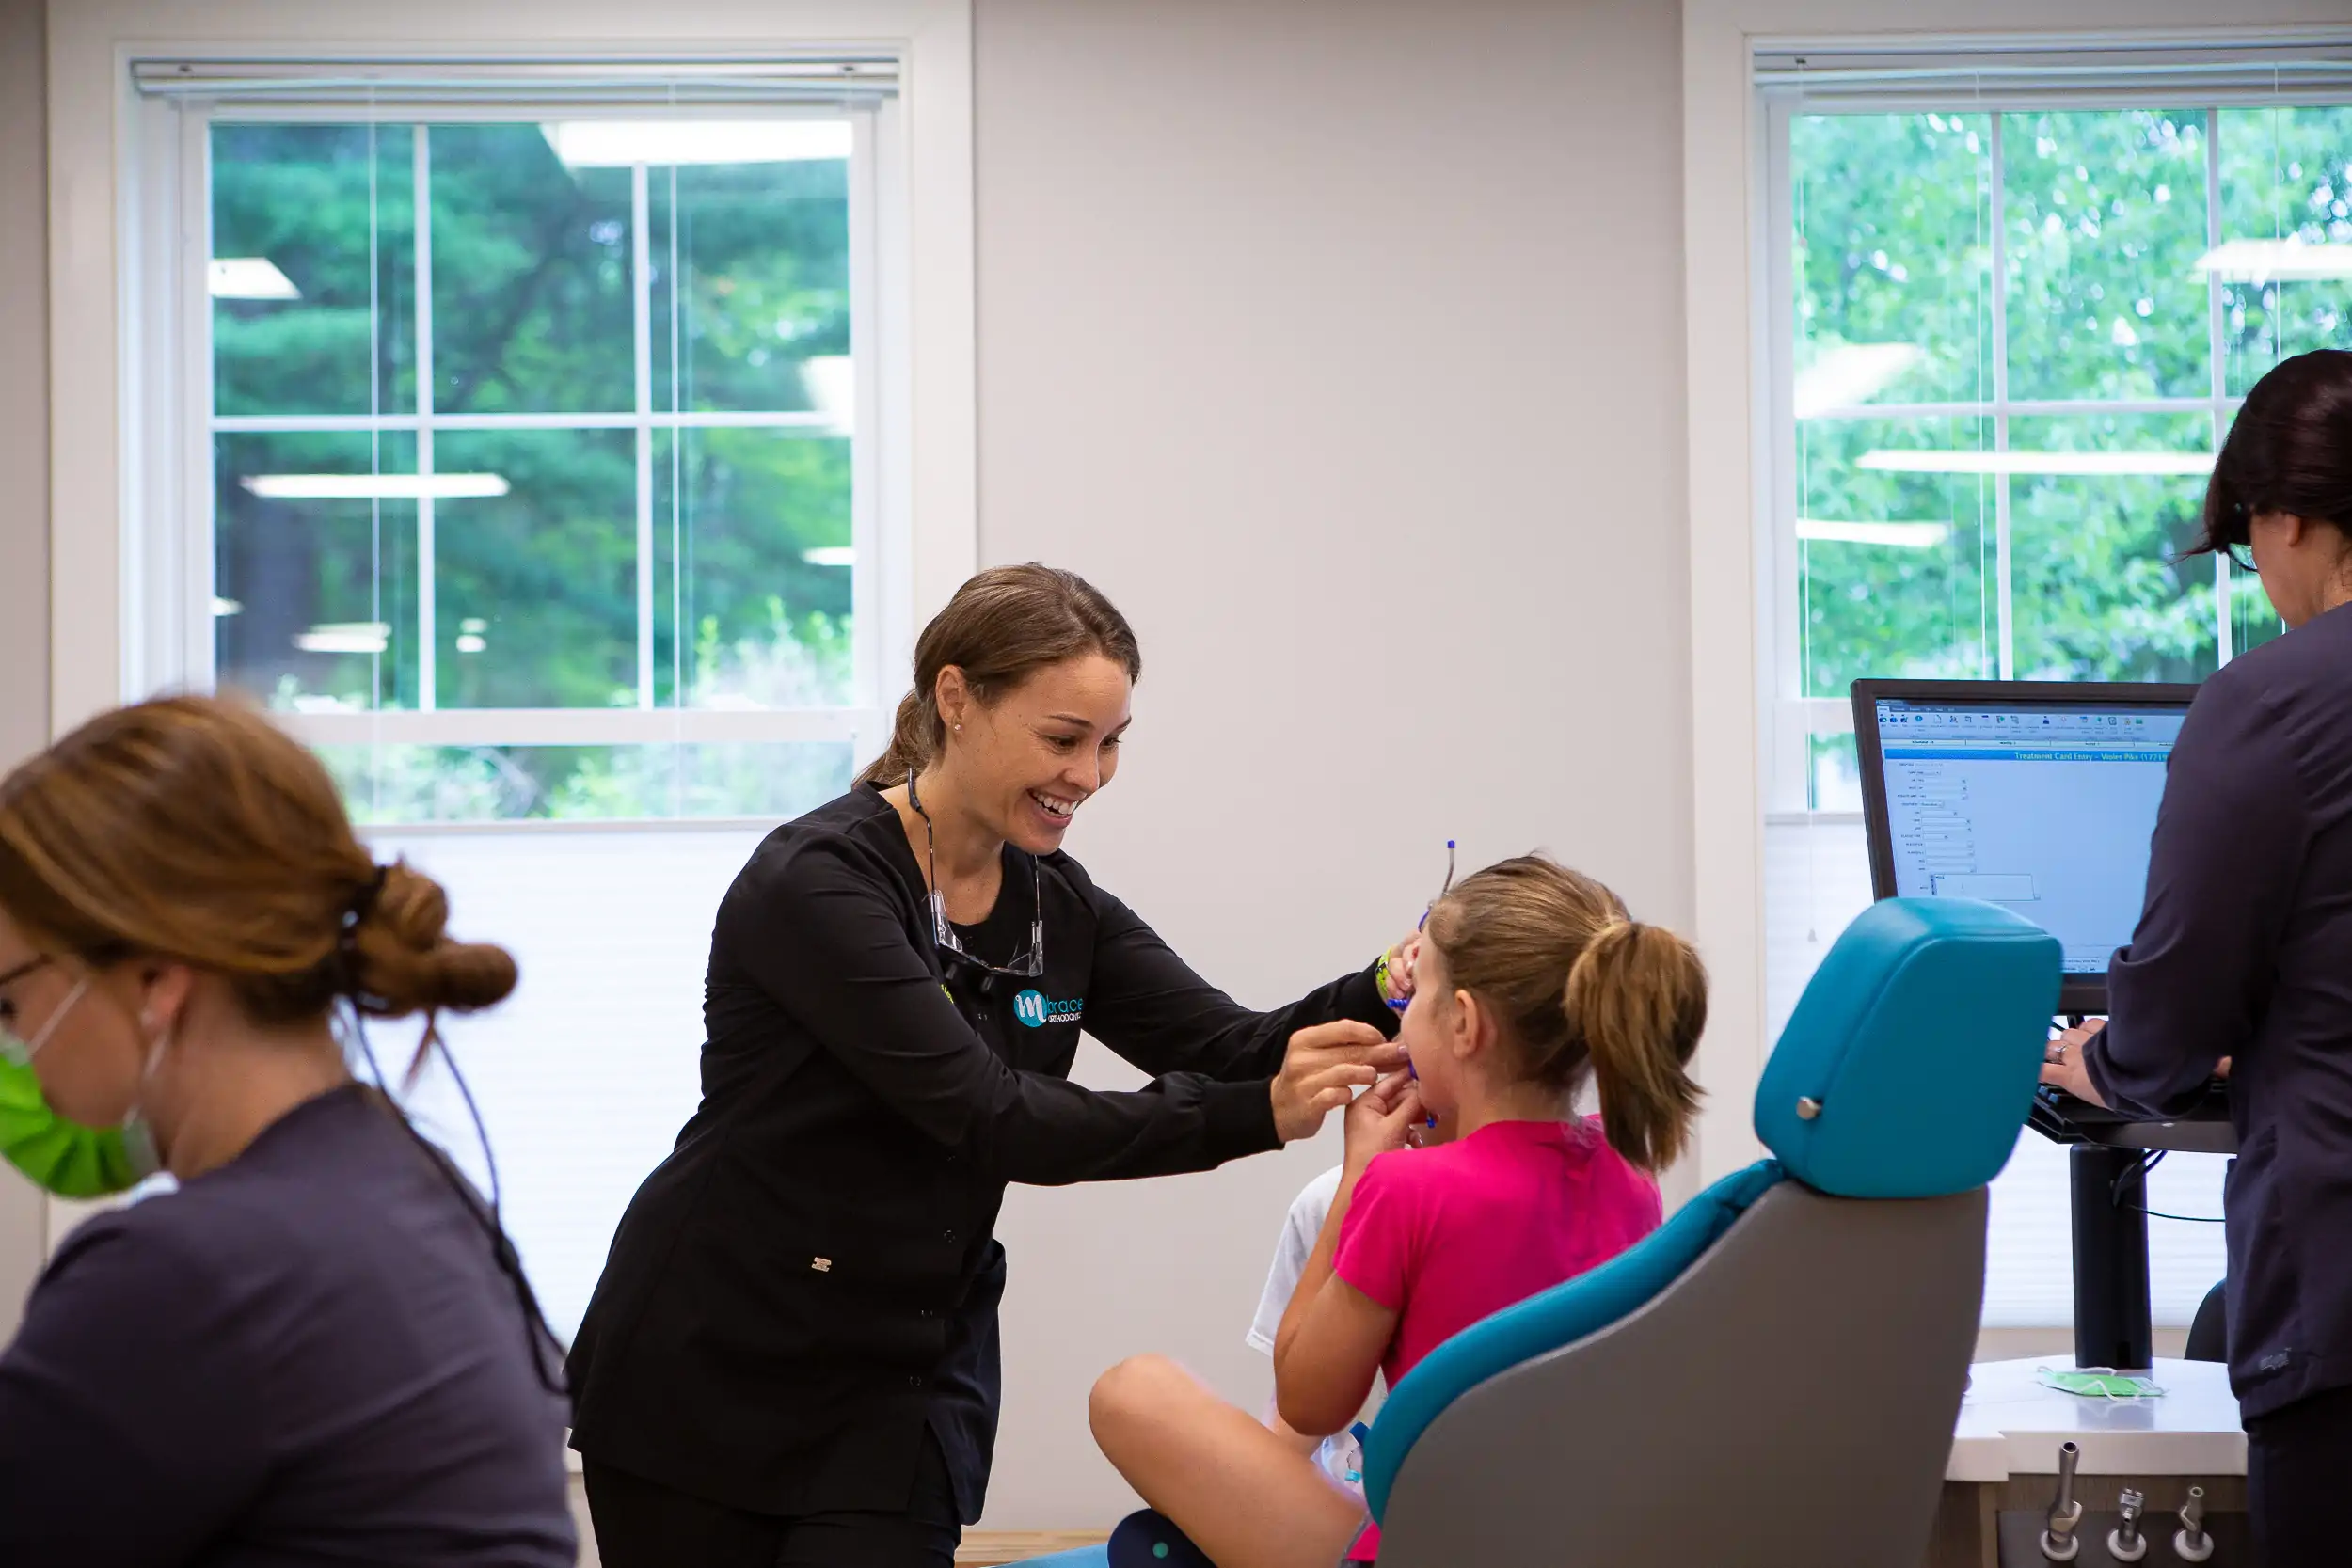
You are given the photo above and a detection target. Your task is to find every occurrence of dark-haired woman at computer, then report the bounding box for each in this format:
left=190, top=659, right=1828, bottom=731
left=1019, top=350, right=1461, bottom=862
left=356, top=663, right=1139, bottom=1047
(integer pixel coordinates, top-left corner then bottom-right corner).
left=2039, top=348, right=2352, bottom=1568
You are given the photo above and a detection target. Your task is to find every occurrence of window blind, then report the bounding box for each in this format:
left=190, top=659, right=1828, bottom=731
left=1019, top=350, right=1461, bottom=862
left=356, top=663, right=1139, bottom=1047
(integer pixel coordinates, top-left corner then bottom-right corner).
left=367, top=825, right=770, bottom=1344
left=130, top=55, right=898, bottom=108
left=1755, top=31, right=2352, bottom=105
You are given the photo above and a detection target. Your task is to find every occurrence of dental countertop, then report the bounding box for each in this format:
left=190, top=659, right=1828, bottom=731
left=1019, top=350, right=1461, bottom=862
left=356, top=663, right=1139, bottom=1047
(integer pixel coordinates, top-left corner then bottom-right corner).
left=1948, top=1357, right=2246, bottom=1481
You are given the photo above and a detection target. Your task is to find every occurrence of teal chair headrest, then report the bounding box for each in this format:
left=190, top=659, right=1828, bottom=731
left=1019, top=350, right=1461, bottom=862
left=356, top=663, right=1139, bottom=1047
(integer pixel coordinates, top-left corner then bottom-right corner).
left=1753, top=897, right=2059, bottom=1199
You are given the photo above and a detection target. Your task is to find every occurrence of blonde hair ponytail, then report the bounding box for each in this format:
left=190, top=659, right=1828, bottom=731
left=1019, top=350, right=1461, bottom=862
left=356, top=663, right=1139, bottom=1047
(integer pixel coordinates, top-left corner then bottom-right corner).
left=1423, top=855, right=1708, bottom=1174
left=1564, top=921, right=1707, bottom=1172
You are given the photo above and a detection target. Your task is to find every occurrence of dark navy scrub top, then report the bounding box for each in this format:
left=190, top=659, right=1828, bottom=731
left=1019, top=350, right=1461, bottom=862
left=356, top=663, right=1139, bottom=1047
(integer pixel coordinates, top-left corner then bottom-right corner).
left=0, top=1085, right=577, bottom=1564
left=2088, top=600, right=2352, bottom=1419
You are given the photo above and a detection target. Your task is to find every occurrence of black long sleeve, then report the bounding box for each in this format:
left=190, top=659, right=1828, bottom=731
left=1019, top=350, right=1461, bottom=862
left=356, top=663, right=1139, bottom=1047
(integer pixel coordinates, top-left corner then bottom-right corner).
left=2073, top=602, right=2352, bottom=1421
left=724, top=833, right=1283, bottom=1183
left=2088, top=682, right=2311, bottom=1115
left=1076, top=869, right=1394, bottom=1087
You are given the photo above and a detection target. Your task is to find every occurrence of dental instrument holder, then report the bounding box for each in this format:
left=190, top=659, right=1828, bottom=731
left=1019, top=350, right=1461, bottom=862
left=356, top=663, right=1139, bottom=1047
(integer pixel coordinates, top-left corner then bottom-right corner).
left=2106, top=1487, right=2147, bottom=1563
left=2173, top=1487, right=2214, bottom=1563
left=2041, top=1441, right=2085, bottom=1561
left=2027, top=1022, right=2236, bottom=1375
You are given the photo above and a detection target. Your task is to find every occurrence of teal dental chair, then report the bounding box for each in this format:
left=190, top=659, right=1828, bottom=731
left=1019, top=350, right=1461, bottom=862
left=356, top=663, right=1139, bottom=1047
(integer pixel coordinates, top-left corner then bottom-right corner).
left=1017, top=897, right=2059, bottom=1567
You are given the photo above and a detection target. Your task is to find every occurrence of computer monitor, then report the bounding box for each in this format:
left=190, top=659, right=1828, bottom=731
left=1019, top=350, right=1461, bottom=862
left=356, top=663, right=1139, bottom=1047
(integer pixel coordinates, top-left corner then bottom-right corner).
left=1851, top=679, right=2201, bottom=1014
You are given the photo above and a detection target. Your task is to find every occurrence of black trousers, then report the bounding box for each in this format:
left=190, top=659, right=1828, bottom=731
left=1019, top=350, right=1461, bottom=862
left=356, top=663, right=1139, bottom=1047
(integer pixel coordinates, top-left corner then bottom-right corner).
left=583, top=1433, right=961, bottom=1568
left=2247, top=1381, right=2352, bottom=1567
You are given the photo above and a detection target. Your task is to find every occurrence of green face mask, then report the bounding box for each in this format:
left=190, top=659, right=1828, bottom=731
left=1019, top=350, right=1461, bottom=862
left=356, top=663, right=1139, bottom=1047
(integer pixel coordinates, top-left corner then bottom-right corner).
left=0, top=1047, right=156, bottom=1199
left=2038, top=1368, right=2167, bottom=1401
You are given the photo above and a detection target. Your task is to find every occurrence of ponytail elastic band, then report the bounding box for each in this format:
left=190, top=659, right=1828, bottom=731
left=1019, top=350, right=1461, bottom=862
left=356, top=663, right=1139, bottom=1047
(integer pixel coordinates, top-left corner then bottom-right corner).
left=350, top=863, right=389, bottom=924
left=335, top=865, right=390, bottom=999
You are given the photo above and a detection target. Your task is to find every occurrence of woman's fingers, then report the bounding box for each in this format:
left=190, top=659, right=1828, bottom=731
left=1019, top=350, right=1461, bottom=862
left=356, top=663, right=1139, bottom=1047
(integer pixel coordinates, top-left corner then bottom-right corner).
left=2039, top=1054, right=2107, bottom=1110
left=1289, top=1020, right=1384, bottom=1056
left=1286, top=1021, right=1406, bottom=1071
left=1300, top=1063, right=1377, bottom=1099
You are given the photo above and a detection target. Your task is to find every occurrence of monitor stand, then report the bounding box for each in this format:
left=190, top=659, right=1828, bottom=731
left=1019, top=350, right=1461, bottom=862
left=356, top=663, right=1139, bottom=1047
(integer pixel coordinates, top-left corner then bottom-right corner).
left=2028, top=1095, right=2235, bottom=1372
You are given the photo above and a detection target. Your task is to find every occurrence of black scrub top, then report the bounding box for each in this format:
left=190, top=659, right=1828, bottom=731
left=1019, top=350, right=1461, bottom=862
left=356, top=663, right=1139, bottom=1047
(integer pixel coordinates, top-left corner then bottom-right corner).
left=566, top=784, right=1396, bottom=1521
left=2086, top=600, right=2352, bottom=1420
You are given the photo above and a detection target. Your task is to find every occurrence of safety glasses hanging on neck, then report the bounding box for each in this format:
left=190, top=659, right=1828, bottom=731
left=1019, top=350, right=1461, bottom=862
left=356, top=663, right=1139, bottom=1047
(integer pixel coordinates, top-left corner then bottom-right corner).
left=907, top=770, right=1046, bottom=979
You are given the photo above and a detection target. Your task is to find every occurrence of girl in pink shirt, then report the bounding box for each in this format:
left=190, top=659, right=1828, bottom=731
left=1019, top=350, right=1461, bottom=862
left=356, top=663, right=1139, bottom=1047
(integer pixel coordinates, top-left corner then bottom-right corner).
left=1089, top=855, right=1707, bottom=1568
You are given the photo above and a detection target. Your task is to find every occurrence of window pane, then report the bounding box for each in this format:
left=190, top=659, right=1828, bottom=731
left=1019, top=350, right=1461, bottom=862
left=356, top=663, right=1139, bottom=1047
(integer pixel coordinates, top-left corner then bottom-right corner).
left=1791, top=112, right=1993, bottom=409
left=1795, top=416, right=1996, bottom=697
left=433, top=429, right=637, bottom=708
left=429, top=125, right=635, bottom=414
left=211, top=123, right=414, bottom=417
left=2217, top=107, right=2352, bottom=395
left=2233, top=560, right=2290, bottom=657
left=649, top=135, right=852, bottom=415
left=2008, top=413, right=2217, bottom=681
left=2003, top=109, right=2211, bottom=401
left=1809, top=733, right=1863, bottom=813
left=215, top=431, right=420, bottom=711
left=326, top=741, right=853, bottom=824
left=653, top=429, right=852, bottom=708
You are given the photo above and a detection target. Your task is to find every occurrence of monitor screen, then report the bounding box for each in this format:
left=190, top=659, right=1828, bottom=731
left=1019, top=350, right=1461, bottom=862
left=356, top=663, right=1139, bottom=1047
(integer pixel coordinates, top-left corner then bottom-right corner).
left=1867, top=694, right=2189, bottom=977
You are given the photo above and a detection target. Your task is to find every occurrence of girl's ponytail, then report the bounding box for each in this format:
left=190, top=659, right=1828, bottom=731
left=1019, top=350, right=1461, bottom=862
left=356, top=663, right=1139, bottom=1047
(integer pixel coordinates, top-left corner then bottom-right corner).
left=1563, top=920, right=1707, bottom=1172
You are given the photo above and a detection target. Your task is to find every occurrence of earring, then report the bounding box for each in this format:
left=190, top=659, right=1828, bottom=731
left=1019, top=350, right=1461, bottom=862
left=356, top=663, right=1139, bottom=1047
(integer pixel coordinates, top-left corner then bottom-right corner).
left=954, top=723, right=963, bottom=732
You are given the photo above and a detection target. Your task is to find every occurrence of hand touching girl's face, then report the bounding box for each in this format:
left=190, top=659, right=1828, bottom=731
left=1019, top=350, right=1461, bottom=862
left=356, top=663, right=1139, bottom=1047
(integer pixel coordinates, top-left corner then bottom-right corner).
left=1343, top=1069, right=1425, bottom=1173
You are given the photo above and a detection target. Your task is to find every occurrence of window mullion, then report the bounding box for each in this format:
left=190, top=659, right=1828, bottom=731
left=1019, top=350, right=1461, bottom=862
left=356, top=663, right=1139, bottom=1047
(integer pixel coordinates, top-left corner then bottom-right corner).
left=1989, top=111, right=2014, bottom=681
left=632, top=161, right=655, bottom=712
left=669, top=163, right=684, bottom=711
left=413, top=125, right=437, bottom=713
left=849, top=106, right=883, bottom=724
left=2207, top=105, right=2233, bottom=667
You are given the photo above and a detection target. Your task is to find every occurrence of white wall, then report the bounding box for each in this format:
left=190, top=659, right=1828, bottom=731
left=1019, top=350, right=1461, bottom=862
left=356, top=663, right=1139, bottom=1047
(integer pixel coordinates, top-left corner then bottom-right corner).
left=973, top=0, right=1690, bottom=1527
left=0, top=0, right=52, bottom=1337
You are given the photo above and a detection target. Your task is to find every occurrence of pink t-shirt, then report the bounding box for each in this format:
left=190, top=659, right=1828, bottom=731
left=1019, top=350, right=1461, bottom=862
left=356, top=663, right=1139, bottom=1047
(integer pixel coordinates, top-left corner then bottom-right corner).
left=1330, top=1117, right=1662, bottom=1560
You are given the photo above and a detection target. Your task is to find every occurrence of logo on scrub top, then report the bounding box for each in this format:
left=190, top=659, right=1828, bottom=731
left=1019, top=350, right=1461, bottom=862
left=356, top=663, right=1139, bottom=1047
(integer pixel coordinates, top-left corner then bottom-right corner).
left=1012, top=990, right=1084, bottom=1028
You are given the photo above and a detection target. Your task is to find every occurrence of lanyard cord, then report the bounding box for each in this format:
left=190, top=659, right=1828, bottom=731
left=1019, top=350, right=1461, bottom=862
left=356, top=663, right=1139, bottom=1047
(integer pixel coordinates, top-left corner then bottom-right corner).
left=347, top=1008, right=569, bottom=1399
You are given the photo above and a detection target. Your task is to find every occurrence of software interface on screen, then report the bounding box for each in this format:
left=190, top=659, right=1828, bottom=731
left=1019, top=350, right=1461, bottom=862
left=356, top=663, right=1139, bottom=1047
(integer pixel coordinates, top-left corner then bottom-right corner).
left=1874, top=699, right=2188, bottom=975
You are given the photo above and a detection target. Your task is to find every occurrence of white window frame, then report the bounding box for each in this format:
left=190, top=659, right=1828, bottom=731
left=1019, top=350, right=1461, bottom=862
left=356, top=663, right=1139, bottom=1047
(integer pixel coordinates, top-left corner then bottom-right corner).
left=47, top=0, right=977, bottom=777
left=1756, top=87, right=2352, bottom=816
left=1680, top=5, right=2352, bottom=1192
left=135, top=97, right=899, bottom=772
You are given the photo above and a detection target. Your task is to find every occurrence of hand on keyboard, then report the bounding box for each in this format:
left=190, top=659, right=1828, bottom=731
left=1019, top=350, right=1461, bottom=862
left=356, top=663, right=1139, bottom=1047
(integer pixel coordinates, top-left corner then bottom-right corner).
left=2040, top=1019, right=2108, bottom=1109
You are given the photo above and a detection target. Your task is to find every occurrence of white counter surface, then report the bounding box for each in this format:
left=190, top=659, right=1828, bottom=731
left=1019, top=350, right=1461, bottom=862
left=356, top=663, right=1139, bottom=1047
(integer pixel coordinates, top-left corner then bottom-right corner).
left=1947, top=1357, right=2246, bottom=1482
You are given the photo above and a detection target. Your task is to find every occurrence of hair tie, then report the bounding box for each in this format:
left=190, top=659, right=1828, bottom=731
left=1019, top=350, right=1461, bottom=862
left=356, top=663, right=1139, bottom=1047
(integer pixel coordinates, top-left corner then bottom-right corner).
left=350, top=864, right=389, bottom=926
left=335, top=865, right=390, bottom=999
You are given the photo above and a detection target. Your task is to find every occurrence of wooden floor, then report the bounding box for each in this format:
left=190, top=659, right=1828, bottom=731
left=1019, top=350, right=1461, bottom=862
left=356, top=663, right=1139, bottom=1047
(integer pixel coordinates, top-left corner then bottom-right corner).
left=955, top=1530, right=1109, bottom=1565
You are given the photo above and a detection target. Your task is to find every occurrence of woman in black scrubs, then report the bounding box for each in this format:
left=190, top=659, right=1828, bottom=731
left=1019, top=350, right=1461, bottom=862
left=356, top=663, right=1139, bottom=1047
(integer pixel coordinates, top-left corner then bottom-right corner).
left=2039, top=349, right=2352, bottom=1565
left=570, top=564, right=1416, bottom=1567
